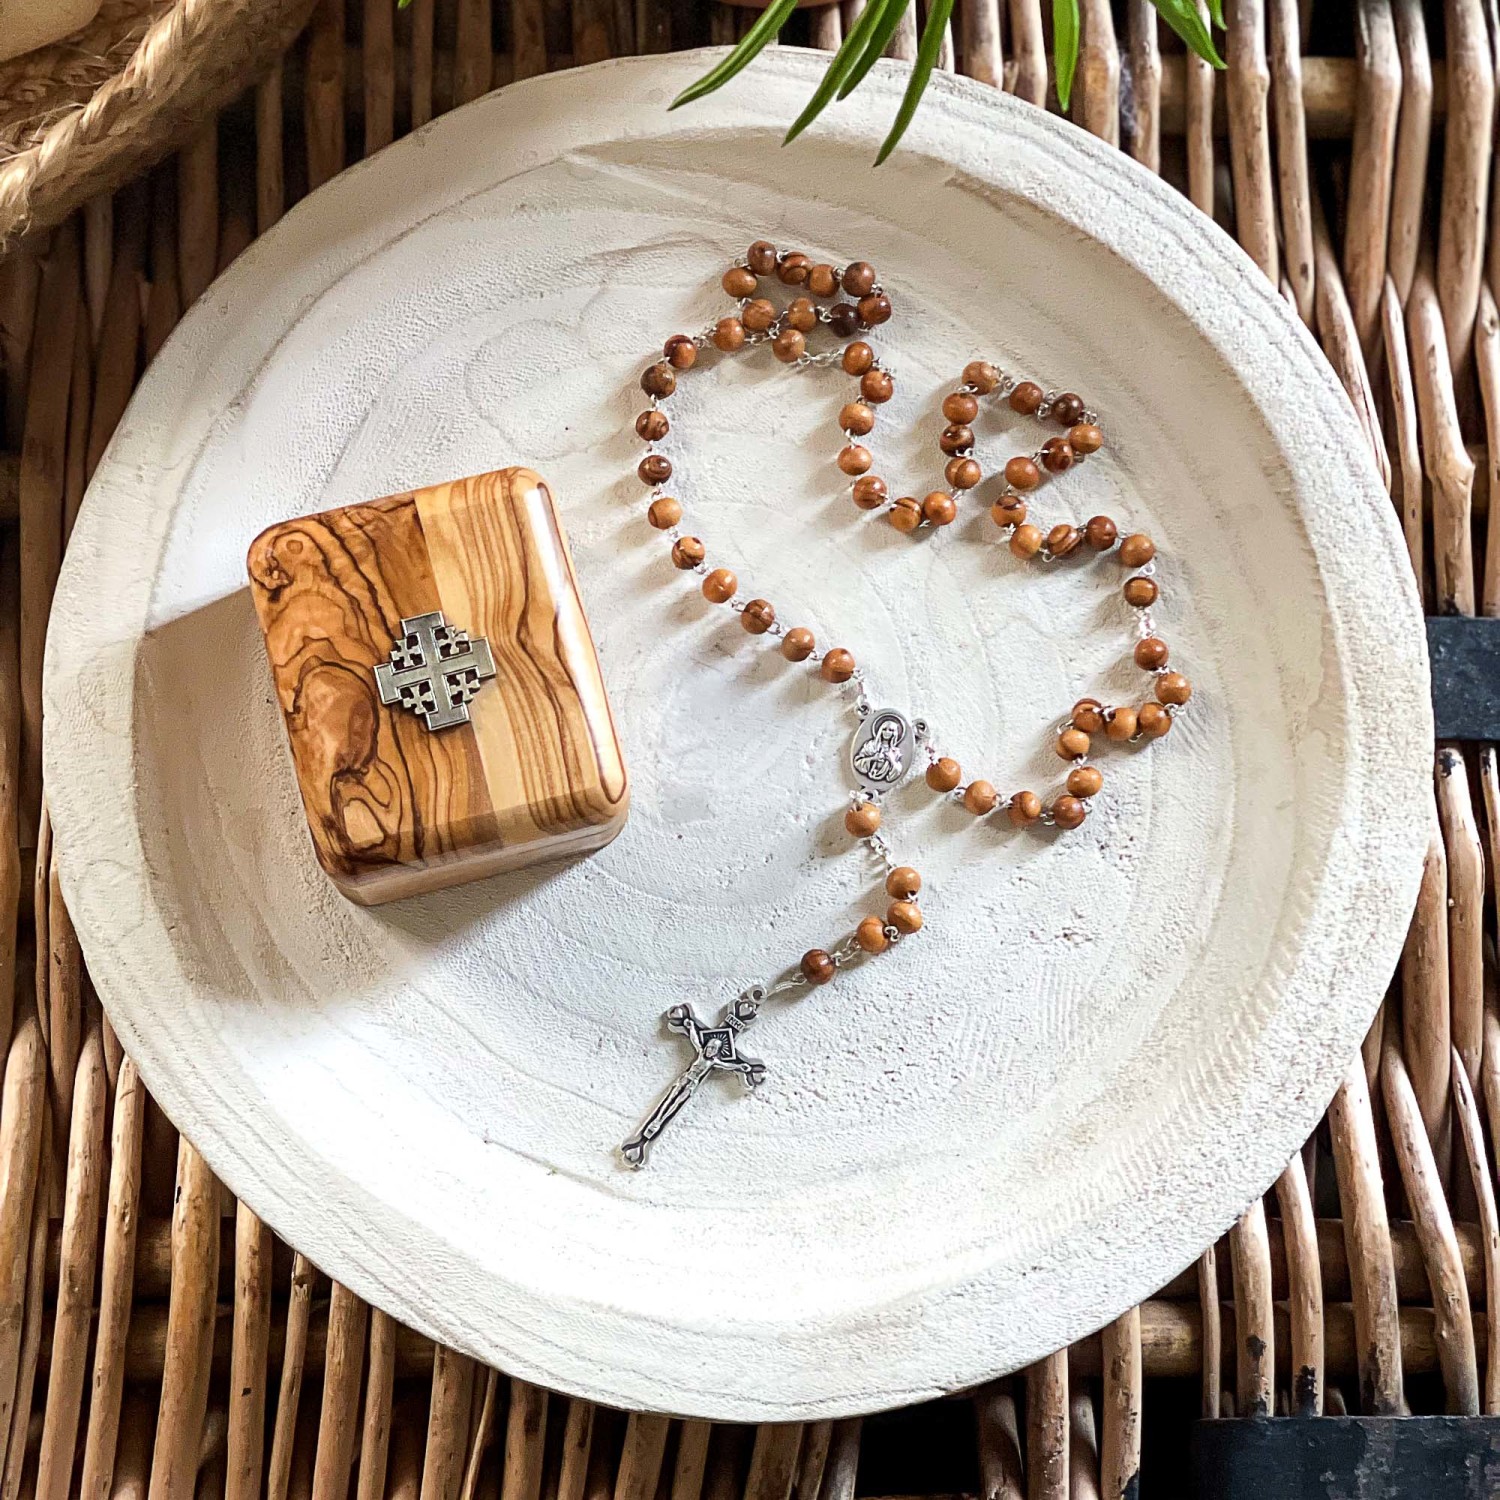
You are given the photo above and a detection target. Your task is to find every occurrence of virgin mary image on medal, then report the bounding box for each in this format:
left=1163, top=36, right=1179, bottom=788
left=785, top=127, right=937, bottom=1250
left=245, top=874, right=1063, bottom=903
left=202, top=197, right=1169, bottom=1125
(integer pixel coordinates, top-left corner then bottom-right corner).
left=850, top=710, right=914, bottom=793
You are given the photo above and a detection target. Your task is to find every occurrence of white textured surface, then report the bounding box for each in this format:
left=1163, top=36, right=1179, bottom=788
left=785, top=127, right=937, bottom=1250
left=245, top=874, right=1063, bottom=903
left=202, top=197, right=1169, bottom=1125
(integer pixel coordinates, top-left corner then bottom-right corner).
left=44, top=50, right=1430, bottom=1420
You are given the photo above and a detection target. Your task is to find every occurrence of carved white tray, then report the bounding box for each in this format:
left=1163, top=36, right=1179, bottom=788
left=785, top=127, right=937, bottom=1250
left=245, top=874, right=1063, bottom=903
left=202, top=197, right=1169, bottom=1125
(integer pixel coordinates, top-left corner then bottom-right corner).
left=44, top=50, right=1430, bottom=1419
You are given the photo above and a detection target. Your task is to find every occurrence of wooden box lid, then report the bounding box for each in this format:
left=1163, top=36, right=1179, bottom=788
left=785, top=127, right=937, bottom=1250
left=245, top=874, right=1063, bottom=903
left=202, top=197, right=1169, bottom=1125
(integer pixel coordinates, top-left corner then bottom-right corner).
left=247, top=467, right=628, bottom=904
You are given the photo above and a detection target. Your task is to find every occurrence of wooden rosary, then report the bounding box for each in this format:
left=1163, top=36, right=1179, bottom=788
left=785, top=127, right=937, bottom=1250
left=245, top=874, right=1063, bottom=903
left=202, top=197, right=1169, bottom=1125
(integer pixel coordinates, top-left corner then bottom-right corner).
left=619, top=241, right=1193, bottom=1168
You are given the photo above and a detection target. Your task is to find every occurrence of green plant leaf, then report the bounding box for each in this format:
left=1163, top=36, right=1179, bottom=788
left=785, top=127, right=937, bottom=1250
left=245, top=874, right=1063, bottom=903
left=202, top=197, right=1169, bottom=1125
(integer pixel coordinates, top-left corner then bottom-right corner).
left=1204, top=0, right=1225, bottom=25
left=784, top=0, right=899, bottom=143
left=837, top=0, right=917, bottom=101
left=874, top=0, right=956, bottom=165
left=1153, top=0, right=1225, bottom=67
left=669, top=0, right=800, bottom=110
left=1053, top=0, right=1080, bottom=111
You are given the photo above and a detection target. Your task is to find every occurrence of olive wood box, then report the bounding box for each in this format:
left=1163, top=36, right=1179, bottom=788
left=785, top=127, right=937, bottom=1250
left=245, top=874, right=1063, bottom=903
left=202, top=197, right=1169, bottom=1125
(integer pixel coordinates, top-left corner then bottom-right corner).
left=247, top=467, right=628, bottom=904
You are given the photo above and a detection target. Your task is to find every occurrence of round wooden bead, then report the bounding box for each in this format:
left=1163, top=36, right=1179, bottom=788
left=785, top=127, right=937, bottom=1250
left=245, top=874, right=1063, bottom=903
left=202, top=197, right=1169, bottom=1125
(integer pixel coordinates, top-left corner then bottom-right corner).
left=647, top=496, right=682, bottom=530
left=855, top=916, right=889, bottom=954
left=860, top=369, right=895, bottom=404
left=746, top=240, right=778, bottom=275
left=922, top=492, right=957, bottom=526
left=801, top=948, right=836, bottom=984
left=947, top=457, right=982, bottom=490
left=722, top=266, right=758, bottom=298
left=636, top=409, right=670, bottom=441
left=838, top=445, right=873, bottom=476
left=741, top=598, right=776, bottom=635
left=671, top=536, right=705, bottom=569
left=664, top=334, right=697, bottom=370
left=845, top=802, right=882, bottom=837
left=1009, top=523, right=1044, bottom=559
left=1009, top=380, right=1044, bottom=414
left=1085, top=515, right=1118, bottom=550
left=1005, top=456, right=1042, bottom=491
left=808, top=263, right=840, bottom=297
left=886, top=866, right=922, bottom=899
left=702, top=568, right=736, bottom=603
left=641, top=362, right=676, bottom=398
left=1050, top=795, right=1088, bottom=830
left=991, top=498, right=1027, bottom=528
left=828, top=303, right=862, bottom=337
left=639, top=454, right=672, bottom=484
left=943, top=392, right=980, bottom=423
left=1051, top=392, right=1086, bottom=426
left=1157, top=672, right=1192, bottom=705
left=1046, top=523, right=1081, bottom=557
left=781, top=627, right=815, bottom=661
left=1134, top=636, right=1169, bottom=670
left=1123, top=576, right=1159, bottom=607
left=1119, top=533, right=1156, bottom=567
left=889, top=496, right=923, bottom=532
left=840, top=402, right=876, bottom=436
left=1138, top=700, right=1173, bottom=737
left=741, top=298, right=777, bottom=332
left=1071, top=698, right=1104, bottom=733
left=843, top=341, right=875, bottom=376
left=1040, top=436, right=1074, bottom=474
left=1105, top=705, right=1138, bottom=741
left=842, top=261, right=877, bottom=296
left=852, top=475, right=888, bottom=509
left=964, top=780, right=998, bottom=814
left=1008, top=790, right=1042, bottom=826
left=963, top=360, right=1001, bottom=393
left=857, top=293, right=893, bottom=326
left=711, top=317, right=746, bottom=352
left=821, top=648, right=856, bottom=683
left=1070, top=422, right=1104, bottom=454
left=1056, top=728, right=1090, bottom=759
left=940, top=424, right=974, bottom=455
left=1067, top=765, right=1103, bottom=798
left=785, top=297, right=818, bottom=333
left=926, top=757, right=962, bottom=792
left=887, top=900, right=924, bottom=935
left=777, top=252, right=811, bottom=286
left=772, top=328, right=806, bottom=363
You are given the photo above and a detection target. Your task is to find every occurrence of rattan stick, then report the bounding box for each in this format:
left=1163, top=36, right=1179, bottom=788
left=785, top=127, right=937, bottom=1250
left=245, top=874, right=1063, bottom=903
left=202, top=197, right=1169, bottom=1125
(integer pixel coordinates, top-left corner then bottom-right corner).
left=1382, top=1037, right=1480, bottom=1413
left=176, top=124, right=218, bottom=310
left=144, top=169, right=181, bottom=366
left=226, top=1203, right=272, bottom=1500
left=1437, top=747, right=1484, bottom=1097
left=19, top=222, right=78, bottom=846
left=0, top=535, right=18, bottom=1056
left=554, top=1401, right=595, bottom=1500
left=1264, top=0, right=1311, bottom=321
left=1075, top=0, right=1119, bottom=146
left=574, top=1, right=614, bottom=64
left=1438, top=0, right=1492, bottom=374
left=1099, top=1309, right=1140, bottom=1500
left=1273, top=1154, right=1324, bottom=1415
left=355, top=1310, right=395, bottom=1500
left=1007, top=0, right=1045, bottom=106
left=0, top=246, right=40, bottom=451
left=306, top=0, right=347, bottom=191
left=962, top=0, right=1001, bottom=87
left=1387, top=0, right=1431, bottom=304
left=1066, top=1390, right=1097, bottom=1498
left=786, top=1423, right=826, bottom=1500
left=77, top=1054, right=144, bottom=1500
left=147, top=1142, right=220, bottom=1500
left=408, top=0, right=435, bottom=127
left=1327, top=1062, right=1403, bottom=1413
left=289, top=1396, right=319, bottom=1500
left=457, top=1368, right=497, bottom=1500
left=1124, top=1, right=1160, bottom=171
left=935, top=10, right=955, bottom=72
left=1196, top=1249, right=1220, bottom=1417
left=216, top=142, right=254, bottom=276
left=256, top=65, right=286, bottom=233
left=1344, top=0, right=1399, bottom=356
left=311, top=1283, right=366, bottom=1500
left=1382, top=277, right=1426, bottom=599
left=45, top=864, right=80, bottom=1211
left=808, top=5, right=841, bottom=50
left=887, top=5, right=917, bottom=60
left=1478, top=290, right=1500, bottom=617
left=744, top=1423, right=801, bottom=1500
left=1451, top=1052, right=1500, bottom=1411
left=1404, top=817, right=1454, bottom=1187
left=363, top=0, right=395, bottom=153
left=1024, top=1352, right=1066, bottom=1500
left=614, top=1414, right=671, bottom=1500
left=497, top=1378, right=545, bottom=1500
left=511, top=0, right=546, bottom=75
left=973, top=1386, right=1021, bottom=1500
left=114, top=1390, right=156, bottom=1500
left=1182, top=4, right=1215, bottom=213
left=422, top=1347, right=476, bottom=1500
left=816, top=1421, right=858, bottom=1500
left=0, top=1001, right=42, bottom=1480
left=266, top=1254, right=315, bottom=1500
left=1225, top=0, right=1277, bottom=283
left=1228, top=1200, right=1274, bottom=1415
left=85, top=181, right=146, bottom=481
left=2, top=1116, right=49, bottom=1500
left=33, top=1026, right=105, bottom=1500
left=1409, top=261, right=1476, bottom=612
left=454, top=0, right=492, bottom=104
left=61, top=309, right=90, bottom=544
left=83, top=195, right=111, bottom=342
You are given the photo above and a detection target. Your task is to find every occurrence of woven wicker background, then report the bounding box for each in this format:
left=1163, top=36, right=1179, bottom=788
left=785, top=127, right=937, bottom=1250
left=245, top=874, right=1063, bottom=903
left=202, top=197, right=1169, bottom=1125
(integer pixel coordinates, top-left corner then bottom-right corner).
left=0, top=1, right=1491, bottom=1497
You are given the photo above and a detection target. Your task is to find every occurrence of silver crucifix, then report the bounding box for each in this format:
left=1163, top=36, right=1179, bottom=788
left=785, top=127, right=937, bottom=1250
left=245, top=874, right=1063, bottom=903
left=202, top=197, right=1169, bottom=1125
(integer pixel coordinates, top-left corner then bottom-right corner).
left=374, top=611, right=496, bottom=731
left=619, top=987, right=767, bottom=1168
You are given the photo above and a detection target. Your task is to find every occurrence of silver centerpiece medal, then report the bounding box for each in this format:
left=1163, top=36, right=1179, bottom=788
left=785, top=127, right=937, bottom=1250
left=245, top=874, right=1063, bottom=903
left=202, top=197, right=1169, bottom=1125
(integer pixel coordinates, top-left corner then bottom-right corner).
left=850, top=708, right=914, bottom=794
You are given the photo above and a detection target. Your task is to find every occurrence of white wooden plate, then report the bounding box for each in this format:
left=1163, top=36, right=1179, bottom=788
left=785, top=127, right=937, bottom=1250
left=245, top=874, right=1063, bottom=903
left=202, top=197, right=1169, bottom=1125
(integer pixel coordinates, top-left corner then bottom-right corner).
left=45, top=50, right=1430, bottom=1420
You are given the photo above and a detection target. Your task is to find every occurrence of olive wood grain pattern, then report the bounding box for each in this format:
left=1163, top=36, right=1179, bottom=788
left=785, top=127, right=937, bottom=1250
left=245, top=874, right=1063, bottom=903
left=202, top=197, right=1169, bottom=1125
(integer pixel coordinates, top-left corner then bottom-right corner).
left=247, top=467, right=627, bottom=904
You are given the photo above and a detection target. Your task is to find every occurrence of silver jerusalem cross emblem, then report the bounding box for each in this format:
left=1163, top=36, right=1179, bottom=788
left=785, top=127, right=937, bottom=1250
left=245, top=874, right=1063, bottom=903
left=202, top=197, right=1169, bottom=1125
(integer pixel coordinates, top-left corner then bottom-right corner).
left=375, top=611, right=496, bottom=731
